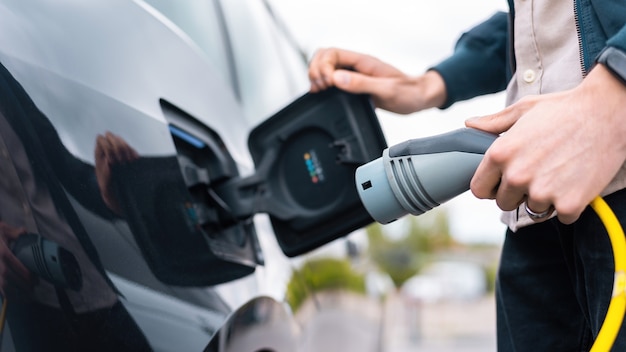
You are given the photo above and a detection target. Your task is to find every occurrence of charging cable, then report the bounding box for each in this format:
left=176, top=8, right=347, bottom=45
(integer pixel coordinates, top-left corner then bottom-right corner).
left=590, top=196, right=626, bottom=351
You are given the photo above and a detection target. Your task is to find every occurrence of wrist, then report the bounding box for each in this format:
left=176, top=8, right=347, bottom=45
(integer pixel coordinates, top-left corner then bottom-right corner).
left=581, top=59, right=626, bottom=152
left=585, top=62, right=626, bottom=97
left=417, top=70, right=447, bottom=110
left=595, top=46, right=626, bottom=87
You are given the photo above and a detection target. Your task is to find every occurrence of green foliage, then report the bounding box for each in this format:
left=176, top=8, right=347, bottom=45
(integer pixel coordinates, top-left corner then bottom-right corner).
left=285, top=257, right=366, bottom=312
left=369, top=245, right=423, bottom=288
left=484, top=261, right=498, bottom=293
left=367, top=210, right=456, bottom=288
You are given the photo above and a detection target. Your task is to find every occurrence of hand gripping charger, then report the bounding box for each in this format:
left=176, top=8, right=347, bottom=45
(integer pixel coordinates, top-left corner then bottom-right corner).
left=355, top=128, right=498, bottom=224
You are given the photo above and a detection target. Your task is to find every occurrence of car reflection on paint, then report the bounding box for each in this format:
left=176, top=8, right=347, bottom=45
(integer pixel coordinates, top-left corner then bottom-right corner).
left=0, top=1, right=386, bottom=351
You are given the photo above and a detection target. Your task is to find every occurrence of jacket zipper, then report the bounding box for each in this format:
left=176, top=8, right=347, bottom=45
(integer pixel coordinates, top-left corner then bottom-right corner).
left=573, top=0, right=588, bottom=77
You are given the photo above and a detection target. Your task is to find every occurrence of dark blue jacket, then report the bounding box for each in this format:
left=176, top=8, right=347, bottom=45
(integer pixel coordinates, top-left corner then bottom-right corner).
left=432, top=0, right=626, bottom=108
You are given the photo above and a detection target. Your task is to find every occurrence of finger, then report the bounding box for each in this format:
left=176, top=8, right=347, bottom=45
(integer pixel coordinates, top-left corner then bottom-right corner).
left=465, top=111, right=515, bottom=135
left=106, top=132, right=137, bottom=163
left=99, top=132, right=117, bottom=162
left=318, top=49, right=341, bottom=87
left=308, top=48, right=335, bottom=91
left=309, top=76, right=325, bottom=93
left=525, top=189, right=554, bottom=216
left=493, top=179, right=527, bottom=211
left=525, top=201, right=554, bottom=216
left=470, top=152, right=503, bottom=200
left=552, top=195, right=588, bottom=225
left=331, top=52, right=403, bottom=79
left=332, top=69, right=407, bottom=99
left=94, top=134, right=109, bottom=162
left=94, top=135, right=112, bottom=190
left=309, top=48, right=403, bottom=92
left=105, top=131, right=133, bottom=164
left=465, top=96, right=538, bottom=134
left=555, top=206, right=584, bottom=225
left=525, top=200, right=555, bottom=223
left=473, top=137, right=530, bottom=211
left=331, top=69, right=382, bottom=94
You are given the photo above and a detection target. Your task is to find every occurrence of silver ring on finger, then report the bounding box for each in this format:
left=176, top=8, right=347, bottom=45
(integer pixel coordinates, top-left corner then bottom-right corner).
left=524, top=202, right=555, bottom=220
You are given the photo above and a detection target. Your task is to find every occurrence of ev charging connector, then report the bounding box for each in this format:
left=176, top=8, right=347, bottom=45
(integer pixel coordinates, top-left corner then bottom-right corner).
left=355, top=128, right=497, bottom=224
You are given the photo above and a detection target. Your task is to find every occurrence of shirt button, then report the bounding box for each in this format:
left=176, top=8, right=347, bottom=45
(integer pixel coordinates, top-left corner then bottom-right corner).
left=523, top=69, right=536, bottom=83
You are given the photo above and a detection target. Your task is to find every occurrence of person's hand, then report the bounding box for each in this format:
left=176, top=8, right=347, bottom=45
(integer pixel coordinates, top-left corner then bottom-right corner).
left=95, top=132, right=139, bottom=215
left=466, top=64, right=626, bottom=224
left=308, top=47, right=447, bottom=114
left=0, top=222, right=35, bottom=295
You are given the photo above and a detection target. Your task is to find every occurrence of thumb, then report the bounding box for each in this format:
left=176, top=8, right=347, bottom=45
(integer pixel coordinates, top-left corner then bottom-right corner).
left=465, top=96, right=538, bottom=133
left=465, top=108, right=518, bottom=135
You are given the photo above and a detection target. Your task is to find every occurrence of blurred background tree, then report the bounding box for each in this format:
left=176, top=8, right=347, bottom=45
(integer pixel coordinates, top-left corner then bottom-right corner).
left=285, top=209, right=499, bottom=312
left=367, top=210, right=456, bottom=288
left=285, top=257, right=366, bottom=312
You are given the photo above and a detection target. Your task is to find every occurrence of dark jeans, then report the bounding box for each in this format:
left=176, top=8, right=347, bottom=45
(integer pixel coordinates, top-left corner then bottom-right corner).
left=497, top=188, right=626, bottom=351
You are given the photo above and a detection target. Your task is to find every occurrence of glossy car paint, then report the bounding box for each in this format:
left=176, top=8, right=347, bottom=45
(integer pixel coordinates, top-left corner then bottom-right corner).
left=0, top=0, right=310, bottom=350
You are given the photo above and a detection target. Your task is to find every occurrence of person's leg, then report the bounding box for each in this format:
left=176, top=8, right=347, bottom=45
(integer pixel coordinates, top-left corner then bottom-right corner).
left=496, top=220, right=590, bottom=351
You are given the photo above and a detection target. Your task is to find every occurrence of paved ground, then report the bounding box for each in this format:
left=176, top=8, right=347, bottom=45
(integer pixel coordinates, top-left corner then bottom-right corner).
left=295, top=291, right=383, bottom=352
left=294, top=290, right=496, bottom=352
left=383, top=292, right=496, bottom=352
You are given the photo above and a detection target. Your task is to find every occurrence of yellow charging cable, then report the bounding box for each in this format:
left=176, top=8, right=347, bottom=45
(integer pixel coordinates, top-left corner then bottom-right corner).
left=590, top=196, right=626, bottom=351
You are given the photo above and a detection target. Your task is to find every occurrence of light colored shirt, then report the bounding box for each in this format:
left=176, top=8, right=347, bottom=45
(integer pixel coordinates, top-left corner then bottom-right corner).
left=503, top=0, right=626, bottom=231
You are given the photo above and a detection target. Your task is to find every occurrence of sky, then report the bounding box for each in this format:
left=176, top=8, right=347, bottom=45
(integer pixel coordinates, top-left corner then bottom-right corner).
left=267, top=0, right=509, bottom=244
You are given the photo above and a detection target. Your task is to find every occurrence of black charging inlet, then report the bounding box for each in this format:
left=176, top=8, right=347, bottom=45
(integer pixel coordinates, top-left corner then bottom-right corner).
left=203, top=89, right=387, bottom=258
left=246, top=88, right=387, bottom=256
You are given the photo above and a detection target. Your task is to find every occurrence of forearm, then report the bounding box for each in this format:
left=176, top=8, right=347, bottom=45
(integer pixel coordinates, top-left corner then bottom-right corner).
left=431, top=11, right=509, bottom=108
left=413, top=70, right=447, bottom=110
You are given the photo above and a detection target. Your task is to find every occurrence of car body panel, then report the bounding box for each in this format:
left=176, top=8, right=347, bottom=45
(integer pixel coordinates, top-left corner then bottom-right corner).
left=0, top=0, right=386, bottom=350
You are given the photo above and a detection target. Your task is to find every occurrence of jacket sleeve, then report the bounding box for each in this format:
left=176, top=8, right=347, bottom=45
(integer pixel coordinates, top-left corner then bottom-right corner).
left=430, top=11, right=509, bottom=109
left=607, top=26, right=626, bottom=52
left=584, top=1, right=626, bottom=70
